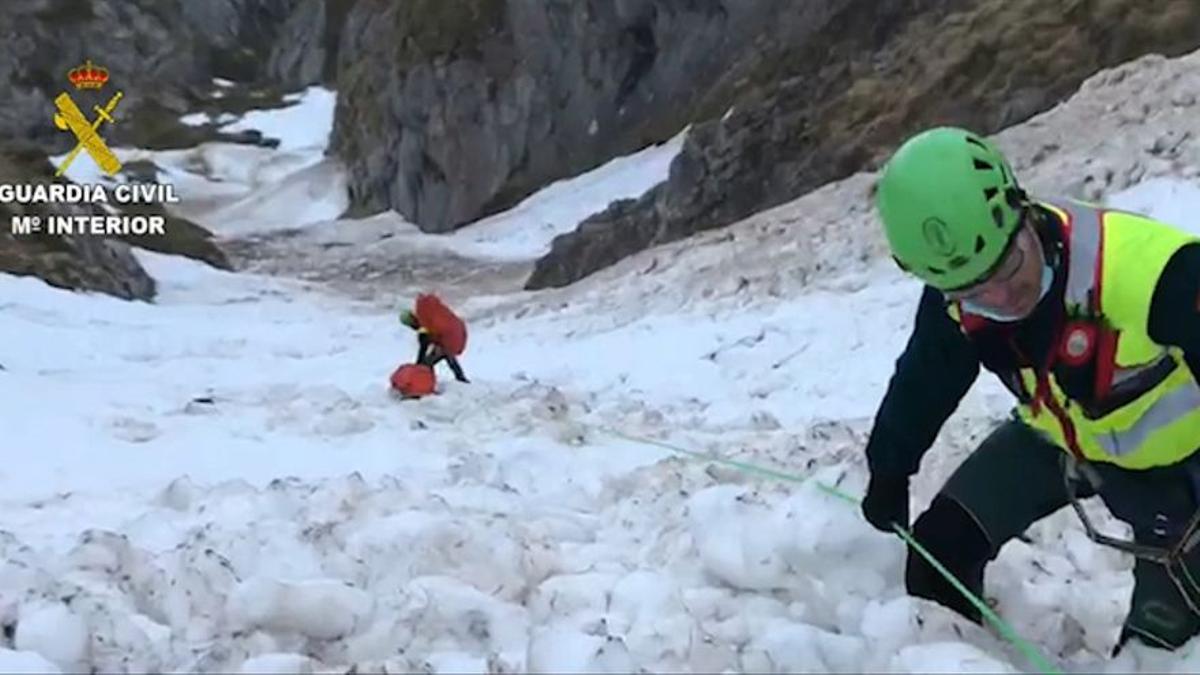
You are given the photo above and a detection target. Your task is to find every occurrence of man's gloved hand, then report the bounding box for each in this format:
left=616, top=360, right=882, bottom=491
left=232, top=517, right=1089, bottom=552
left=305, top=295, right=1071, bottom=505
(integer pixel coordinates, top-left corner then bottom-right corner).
left=861, top=473, right=910, bottom=533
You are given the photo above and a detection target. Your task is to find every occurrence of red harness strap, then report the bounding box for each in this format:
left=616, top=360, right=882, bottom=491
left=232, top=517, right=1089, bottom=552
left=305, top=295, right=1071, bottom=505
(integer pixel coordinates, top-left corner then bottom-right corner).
left=1019, top=305, right=1090, bottom=462
left=1089, top=220, right=1117, bottom=403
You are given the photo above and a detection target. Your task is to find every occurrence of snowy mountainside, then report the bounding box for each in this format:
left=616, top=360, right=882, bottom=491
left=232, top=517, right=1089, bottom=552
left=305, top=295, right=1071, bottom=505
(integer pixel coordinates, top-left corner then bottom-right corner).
left=1, top=51, right=1200, bottom=673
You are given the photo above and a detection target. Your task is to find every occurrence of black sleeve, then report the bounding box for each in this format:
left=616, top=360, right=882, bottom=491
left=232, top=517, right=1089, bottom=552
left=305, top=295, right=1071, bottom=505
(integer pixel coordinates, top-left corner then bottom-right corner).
left=864, top=285, right=981, bottom=479
left=1148, top=243, right=1200, bottom=380
left=416, top=331, right=432, bottom=365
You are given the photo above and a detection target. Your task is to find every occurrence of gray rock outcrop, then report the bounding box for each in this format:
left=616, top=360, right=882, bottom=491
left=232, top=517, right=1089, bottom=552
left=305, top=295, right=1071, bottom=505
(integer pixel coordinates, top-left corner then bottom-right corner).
left=330, top=0, right=824, bottom=232
left=526, top=0, right=1200, bottom=289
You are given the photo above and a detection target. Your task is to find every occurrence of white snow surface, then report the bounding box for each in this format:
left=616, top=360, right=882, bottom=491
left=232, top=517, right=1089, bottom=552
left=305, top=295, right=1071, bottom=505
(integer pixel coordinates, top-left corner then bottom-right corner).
left=217, top=86, right=337, bottom=152
left=8, top=49, right=1200, bottom=673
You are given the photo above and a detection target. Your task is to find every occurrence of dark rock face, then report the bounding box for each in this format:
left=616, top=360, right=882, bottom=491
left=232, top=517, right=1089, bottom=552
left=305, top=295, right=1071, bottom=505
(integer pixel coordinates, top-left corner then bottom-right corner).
left=267, top=0, right=358, bottom=89
left=7, top=0, right=1200, bottom=301
left=330, top=0, right=815, bottom=232
left=0, top=0, right=303, bottom=154
left=0, top=0, right=280, bottom=298
left=0, top=228, right=156, bottom=301
left=182, top=0, right=302, bottom=83
left=0, top=144, right=156, bottom=301
left=116, top=200, right=231, bottom=271
left=0, top=0, right=202, bottom=152
left=525, top=0, right=1200, bottom=289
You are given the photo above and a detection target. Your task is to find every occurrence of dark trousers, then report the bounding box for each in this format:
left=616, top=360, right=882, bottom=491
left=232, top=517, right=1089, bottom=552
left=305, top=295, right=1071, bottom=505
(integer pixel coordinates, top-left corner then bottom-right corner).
left=910, top=418, right=1200, bottom=651
left=416, top=334, right=469, bottom=383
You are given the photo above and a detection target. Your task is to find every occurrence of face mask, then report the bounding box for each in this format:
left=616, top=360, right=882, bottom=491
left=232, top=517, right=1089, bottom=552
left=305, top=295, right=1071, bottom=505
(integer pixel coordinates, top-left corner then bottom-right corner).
left=962, top=261, right=1055, bottom=322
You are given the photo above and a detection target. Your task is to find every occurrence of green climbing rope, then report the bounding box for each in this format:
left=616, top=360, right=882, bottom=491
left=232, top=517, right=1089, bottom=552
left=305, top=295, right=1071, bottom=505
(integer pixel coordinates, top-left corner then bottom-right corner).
left=597, top=426, right=1063, bottom=675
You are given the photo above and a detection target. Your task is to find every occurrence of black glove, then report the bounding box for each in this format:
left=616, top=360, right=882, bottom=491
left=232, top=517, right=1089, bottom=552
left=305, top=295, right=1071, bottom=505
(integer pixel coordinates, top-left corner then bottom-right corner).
left=861, top=473, right=910, bottom=533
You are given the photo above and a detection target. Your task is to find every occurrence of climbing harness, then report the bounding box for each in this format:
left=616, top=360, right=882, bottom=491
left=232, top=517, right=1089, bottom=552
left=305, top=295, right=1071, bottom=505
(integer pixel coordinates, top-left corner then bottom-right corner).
left=1063, top=454, right=1200, bottom=617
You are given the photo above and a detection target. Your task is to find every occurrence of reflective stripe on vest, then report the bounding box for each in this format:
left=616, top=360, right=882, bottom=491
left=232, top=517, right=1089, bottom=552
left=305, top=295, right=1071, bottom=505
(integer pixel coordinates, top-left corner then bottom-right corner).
left=1095, top=381, right=1200, bottom=456
left=1055, top=198, right=1101, bottom=311
left=1037, top=198, right=1102, bottom=461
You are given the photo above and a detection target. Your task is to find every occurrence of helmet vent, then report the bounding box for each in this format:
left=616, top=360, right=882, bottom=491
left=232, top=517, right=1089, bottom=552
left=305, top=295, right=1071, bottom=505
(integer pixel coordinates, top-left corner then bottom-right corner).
left=973, top=158, right=994, bottom=171
left=974, top=235, right=985, bottom=253
left=1005, top=186, right=1024, bottom=207
left=965, top=135, right=988, bottom=149
left=983, top=187, right=999, bottom=201
left=992, top=205, right=1005, bottom=228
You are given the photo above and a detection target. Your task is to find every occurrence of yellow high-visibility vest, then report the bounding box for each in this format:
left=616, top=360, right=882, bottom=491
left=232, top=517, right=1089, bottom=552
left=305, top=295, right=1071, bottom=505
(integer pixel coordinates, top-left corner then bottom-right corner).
left=947, top=198, right=1200, bottom=470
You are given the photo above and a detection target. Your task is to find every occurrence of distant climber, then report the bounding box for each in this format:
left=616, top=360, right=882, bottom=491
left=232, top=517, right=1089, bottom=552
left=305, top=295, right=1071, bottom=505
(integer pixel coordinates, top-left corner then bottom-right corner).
left=862, top=126, right=1200, bottom=656
left=398, top=292, right=469, bottom=386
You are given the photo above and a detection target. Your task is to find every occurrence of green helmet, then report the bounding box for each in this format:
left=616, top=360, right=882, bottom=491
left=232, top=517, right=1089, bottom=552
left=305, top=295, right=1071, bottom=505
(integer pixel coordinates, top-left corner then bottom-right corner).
left=876, top=127, right=1026, bottom=291
left=399, top=309, right=418, bottom=329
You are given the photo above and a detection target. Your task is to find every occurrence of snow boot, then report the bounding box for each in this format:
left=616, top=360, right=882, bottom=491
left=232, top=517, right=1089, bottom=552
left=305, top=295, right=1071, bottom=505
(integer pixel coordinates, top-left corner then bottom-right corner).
left=906, top=493, right=991, bottom=625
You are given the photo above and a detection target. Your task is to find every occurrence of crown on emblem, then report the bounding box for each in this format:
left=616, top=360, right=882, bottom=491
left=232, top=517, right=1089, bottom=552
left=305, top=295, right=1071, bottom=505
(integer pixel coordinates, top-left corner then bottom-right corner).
left=68, top=59, right=109, bottom=90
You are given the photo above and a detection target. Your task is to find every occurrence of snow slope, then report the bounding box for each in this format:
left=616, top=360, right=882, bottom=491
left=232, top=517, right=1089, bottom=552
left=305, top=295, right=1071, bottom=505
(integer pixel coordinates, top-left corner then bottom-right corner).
left=6, top=48, right=1200, bottom=674
left=0, top=248, right=1021, bottom=674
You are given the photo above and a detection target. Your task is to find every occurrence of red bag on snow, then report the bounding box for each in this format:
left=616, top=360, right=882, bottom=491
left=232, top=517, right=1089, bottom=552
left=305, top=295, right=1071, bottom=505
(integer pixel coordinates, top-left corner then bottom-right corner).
left=414, top=293, right=467, bottom=357
left=390, top=363, right=436, bottom=398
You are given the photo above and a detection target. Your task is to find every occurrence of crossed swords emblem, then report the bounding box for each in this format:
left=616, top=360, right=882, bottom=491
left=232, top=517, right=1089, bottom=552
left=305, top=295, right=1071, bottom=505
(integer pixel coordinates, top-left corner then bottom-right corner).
left=53, top=90, right=123, bottom=177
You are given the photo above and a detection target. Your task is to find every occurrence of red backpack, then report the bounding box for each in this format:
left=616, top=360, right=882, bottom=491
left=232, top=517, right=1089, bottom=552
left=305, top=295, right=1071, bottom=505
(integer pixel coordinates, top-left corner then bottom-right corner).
left=390, top=363, right=436, bottom=398
left=414, top=293, right=467, bottom=356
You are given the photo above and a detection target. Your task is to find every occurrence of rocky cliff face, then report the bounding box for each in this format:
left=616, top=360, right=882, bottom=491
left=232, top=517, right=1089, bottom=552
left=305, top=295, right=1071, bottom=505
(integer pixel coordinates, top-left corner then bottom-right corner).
left=330, top=0, right=831, bottom=233
left=0, top=144, right=156, bottom=301
left=267, top=0, right=358, bottom=89
left=0, top=0, right=305, bottom=154
left=0, top=0, right=288, bottom=299
left=8, top=0, right=1200, bottom=302
left=525, top=0, right=1200, bottom=289
left=183, top=0, right=302, bottom=84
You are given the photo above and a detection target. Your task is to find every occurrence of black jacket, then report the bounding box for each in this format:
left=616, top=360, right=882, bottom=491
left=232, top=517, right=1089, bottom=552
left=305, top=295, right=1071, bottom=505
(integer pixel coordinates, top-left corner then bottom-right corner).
left=865, top=208, right=1200, bottom=479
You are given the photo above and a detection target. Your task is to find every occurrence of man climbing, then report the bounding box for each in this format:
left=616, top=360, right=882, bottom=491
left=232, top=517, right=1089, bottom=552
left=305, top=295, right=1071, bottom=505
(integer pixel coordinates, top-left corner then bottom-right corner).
left=862, top=126, right=1200, bottom=655
left=399, top=292, right=470, bottom=384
